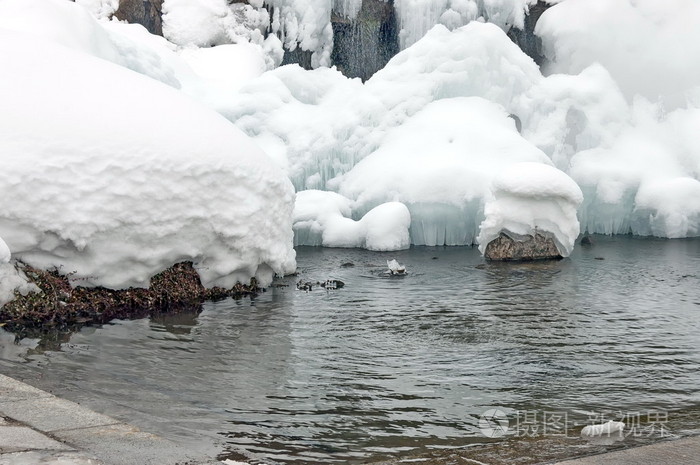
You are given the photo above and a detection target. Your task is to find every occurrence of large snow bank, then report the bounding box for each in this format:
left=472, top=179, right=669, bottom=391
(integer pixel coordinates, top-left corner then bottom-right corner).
left=477, top=162, right=583, bottom=256
left=0, top=27, right=296, bottom=289
left=25, top=0, right=700, bottom=254
left=293, top=191, right=411, bottom=250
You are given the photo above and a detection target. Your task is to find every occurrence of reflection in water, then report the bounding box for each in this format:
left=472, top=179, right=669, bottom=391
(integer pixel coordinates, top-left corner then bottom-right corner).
left=0, top=236, right=699, bottom=464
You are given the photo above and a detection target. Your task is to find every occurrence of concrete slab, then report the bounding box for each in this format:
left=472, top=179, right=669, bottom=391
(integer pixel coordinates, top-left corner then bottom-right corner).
left=549, top=435, right=700, bottom=465
left=0, top=451, right=103, bottom=465
left=0, top=397, right=118, bottom=433
left=56, top=423, right=214, bottom=465
left=0, top=426, right=72, bottom=453
left=0, top=375, right=52, bottom=403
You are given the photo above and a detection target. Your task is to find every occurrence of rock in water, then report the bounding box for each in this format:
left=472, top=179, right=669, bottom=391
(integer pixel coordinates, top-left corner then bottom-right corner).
left=484, top=232, right=562, bottom=261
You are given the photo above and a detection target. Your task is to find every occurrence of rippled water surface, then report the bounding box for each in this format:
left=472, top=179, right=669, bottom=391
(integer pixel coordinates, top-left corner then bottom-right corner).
left=1, top=236, right=700, bottom=464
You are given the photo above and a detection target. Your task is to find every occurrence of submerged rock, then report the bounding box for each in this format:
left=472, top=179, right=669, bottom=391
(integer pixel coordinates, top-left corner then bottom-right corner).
left=484, top=232, right=562, bottom=261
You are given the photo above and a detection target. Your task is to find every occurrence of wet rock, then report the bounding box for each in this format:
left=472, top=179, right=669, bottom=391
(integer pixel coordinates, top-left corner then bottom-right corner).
left=340, top=262, right=355, bottom=268
left=114, top=0, right=164, bottom=36
left=484, top=232, right=562, bottom=261
left=506, top=0, right=551, bottom=65
left=296, top=280, right=314, bottom=291
left=580, top=234, right=594, bottom=246
left=297, top=279, right=345, bottom=291
left=321, top=279, right=345, bottom=289
left=331, top=0, right=399, bottom=80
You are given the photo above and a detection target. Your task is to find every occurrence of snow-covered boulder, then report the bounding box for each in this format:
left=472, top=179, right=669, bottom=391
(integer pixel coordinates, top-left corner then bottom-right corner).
left=0, top=28, right=296, bottom=289
left=477, top=162, right=583, bottom=259
left=293, top=190, right=411, bottom=251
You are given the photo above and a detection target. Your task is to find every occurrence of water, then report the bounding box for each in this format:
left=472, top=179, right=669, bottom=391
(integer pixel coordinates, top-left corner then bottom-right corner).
left=1, top=236, right=700, bottom=464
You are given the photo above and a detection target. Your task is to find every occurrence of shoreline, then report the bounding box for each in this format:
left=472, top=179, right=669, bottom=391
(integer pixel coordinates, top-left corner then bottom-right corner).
left=0, top=261, right=259, bottom=337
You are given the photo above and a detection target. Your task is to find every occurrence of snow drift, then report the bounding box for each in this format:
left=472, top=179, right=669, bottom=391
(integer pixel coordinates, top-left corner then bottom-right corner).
left=0, top=26, right=296, bottom=289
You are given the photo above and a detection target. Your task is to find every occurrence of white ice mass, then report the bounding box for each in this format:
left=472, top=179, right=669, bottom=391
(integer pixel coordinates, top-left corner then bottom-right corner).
left=2, top=0, right=700, bottom=299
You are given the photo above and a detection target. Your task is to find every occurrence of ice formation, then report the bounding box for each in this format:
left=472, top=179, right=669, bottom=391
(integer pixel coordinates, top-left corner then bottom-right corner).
left=477, top=162, right=583, bottom=257
left=293, top=191, right=411, bottom=251
left=394, top=0, right=534, bottom=49
left=0, top=23, right=296, bottom=289
left=3, top=0, right=700, bottom=277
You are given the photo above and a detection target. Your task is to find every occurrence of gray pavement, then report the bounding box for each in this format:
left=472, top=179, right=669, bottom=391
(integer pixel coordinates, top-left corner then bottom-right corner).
left=0, top=373, right=220, bottom=465
left=549, top=435, right=700, bottom=465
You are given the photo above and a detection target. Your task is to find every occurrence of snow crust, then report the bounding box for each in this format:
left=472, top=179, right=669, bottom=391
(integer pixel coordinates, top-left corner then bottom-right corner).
left=0, top=24, right=296, bottom=289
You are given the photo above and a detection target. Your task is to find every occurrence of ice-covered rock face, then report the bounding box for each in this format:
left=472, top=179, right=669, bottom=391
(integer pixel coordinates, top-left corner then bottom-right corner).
left=0, top=28, right=296, bottom=289
left=477, top=162, right=583, bottom=257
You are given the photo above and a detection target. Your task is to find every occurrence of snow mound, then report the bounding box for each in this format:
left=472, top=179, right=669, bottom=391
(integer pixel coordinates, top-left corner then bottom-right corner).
left=477, top=162, right=583, bottom=257
left=178, top=43, right=268, bottom=92
left=0, top=29, right=296, bottom=289
left=293, top=191, right=411, bottom=251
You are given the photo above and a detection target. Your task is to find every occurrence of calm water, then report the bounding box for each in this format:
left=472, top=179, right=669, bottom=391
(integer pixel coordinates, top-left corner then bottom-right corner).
left=1, top=236, right=700, bottom=464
